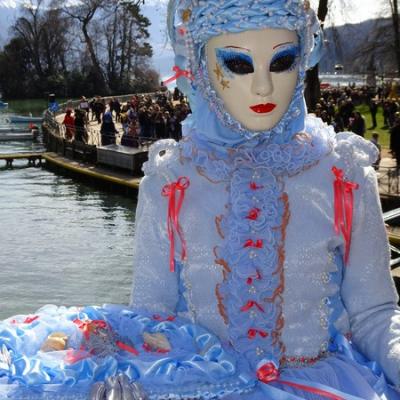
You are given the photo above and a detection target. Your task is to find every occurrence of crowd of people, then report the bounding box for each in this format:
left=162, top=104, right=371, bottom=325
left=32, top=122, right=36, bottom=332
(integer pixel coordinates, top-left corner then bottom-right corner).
left=313, top=83, right=400, bottom=169
left=60, top=83, right=400, bottom=170
left=61, top=88, right=191, bottom=147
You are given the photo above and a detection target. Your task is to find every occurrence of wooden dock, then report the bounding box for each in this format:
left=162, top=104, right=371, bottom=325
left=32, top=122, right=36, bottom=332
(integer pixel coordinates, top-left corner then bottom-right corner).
left=0, top=152, right=44, bottom=168
left=43, top=152, right=142, bottom=192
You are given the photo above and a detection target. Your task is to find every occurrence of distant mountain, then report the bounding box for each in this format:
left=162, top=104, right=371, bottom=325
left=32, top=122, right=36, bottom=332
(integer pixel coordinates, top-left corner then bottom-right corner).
left=320, top=18, right=395, bottom=75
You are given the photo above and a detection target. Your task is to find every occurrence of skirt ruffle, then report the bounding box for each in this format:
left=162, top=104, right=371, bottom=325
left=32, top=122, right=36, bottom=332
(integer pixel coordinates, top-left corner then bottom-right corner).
left=0, top=304, right=398, bottom=400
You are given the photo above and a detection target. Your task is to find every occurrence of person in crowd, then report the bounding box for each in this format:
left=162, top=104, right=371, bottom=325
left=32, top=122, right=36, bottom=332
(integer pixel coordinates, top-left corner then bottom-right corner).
left=390, top=113, right=400, bottom=169
left=349, top=111, right=366, bottom=137
left=100, top=111, right=118, bottom=146
left=370, top=132, right=381, bottom=170
left=79, top=96, right=90, bottom=122
left=74, top=109, right=88, bottom=143
left=369, top=98, right=378, bottom=129
left=62, top=109, right=75, bottom=141
left=93, top=96, right=106, bottom=124
left=121, top=119, right=139, bottom=148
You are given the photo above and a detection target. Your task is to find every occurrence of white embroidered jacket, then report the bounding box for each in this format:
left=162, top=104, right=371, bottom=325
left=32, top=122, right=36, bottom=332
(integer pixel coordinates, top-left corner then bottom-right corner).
left=130, top=117, right=400, bottom=385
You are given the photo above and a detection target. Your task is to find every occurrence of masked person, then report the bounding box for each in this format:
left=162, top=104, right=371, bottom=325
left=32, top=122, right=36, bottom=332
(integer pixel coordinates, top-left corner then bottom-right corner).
left=1, top=2, right=400, bottom=400
left=129, top=0, right=400, bottom=398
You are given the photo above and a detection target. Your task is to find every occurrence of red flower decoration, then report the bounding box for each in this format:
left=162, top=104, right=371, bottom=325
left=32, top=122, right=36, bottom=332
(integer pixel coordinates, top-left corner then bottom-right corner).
left=250, top=182, right=263, bottom=190
left=246, top=270, right=262, bottom=285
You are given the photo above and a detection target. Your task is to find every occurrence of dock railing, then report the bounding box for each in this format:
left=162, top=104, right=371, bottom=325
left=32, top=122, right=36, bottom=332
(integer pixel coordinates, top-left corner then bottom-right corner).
left=378, top=167, right=400, bottom=195
left=42, top=94, right=160, bottom=164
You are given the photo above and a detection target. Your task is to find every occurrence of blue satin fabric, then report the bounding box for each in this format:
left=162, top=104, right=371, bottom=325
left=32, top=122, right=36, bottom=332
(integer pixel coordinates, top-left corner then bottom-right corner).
left=0, top=305, right=256, bottom=399
left=0, top=306, right=398, bottom=399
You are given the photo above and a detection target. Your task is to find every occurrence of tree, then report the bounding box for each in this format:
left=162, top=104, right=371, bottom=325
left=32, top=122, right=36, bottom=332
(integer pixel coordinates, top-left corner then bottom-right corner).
left=390, top=0, right=400, bottom=76
left=58, top=0, right=110, bottom=94
left=305, top=0, right=329, bottom=111
left=53, top=0, right=151, bottom=94
left=0, top=38, right=32, bottom=98
left=103, top=2, right=153, bottom=92
left=0, top=0, right=159, bottom=99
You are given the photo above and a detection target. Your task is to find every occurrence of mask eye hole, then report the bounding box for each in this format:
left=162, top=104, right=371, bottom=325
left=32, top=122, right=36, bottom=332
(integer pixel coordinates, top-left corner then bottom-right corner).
left=217, top=49, right=254, bottom=75
left=270, top=48, right=299, bottom=73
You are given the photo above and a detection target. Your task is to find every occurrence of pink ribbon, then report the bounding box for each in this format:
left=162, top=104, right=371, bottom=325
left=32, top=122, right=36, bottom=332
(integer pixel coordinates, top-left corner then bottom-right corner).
left=257, top=363, right=345, bottom=400
left=332, top=167, right=359, bottom=265
left=162, top=66, right=194, bottom=85
left=162, top=177, right=190, bottom=272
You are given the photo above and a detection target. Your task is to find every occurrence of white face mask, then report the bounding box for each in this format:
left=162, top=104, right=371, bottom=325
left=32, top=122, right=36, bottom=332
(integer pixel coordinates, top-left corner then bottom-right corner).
left=206, top=28, right=299, bottom=132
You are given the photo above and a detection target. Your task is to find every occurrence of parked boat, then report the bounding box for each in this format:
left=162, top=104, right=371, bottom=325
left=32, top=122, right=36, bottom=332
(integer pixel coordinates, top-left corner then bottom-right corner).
left=7, top=115, right=43, bottom=124
left=0, top=129, right=38, bottom=142
left=384, top=208, right=400, bottom=268
left=0, top=101, right=8, bottom=109
left=0, top=126, right=32, bottom=134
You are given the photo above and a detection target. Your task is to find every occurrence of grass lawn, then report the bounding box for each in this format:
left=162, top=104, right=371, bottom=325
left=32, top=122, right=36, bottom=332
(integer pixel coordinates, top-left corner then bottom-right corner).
left=356, top=104, right=390, bottom=148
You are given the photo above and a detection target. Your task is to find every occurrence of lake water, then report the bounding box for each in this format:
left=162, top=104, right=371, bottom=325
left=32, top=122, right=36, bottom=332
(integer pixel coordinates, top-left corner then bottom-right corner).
left=0, top=126, right=137, bottom=319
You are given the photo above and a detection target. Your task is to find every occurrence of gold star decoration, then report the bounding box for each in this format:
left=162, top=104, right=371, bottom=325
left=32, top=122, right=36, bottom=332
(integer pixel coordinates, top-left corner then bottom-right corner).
left=182, top=9, right=192, bottom=23
left=221, top=79, right=230, bottom=90
left=213, top=64, right=224, bottom=81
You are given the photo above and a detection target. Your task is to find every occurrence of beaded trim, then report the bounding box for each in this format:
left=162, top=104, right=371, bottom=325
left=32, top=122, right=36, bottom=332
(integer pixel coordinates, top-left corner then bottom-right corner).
left=280, top=351, right=333, bottom=369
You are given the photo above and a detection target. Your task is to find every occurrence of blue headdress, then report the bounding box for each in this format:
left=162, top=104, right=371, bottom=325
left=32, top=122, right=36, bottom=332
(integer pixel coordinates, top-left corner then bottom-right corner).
left=167, top=0, right=323, bottom=149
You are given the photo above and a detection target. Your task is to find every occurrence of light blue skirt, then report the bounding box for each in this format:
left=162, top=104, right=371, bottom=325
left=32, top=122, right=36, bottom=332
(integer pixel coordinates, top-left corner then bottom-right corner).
left=0, top=304, right=398, bottom=400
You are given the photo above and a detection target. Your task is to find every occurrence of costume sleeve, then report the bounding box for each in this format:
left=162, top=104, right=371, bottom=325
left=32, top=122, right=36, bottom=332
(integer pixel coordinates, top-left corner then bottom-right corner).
left=341, top=166, right=400, bottom=386
left=129, top=174, right=179, bottom=314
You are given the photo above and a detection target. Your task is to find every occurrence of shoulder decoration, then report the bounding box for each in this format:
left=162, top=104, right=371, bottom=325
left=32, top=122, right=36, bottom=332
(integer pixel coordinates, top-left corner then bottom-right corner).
left=143, top=139, right=181, bottom=177
left=334, top=132, right=379, bottom=180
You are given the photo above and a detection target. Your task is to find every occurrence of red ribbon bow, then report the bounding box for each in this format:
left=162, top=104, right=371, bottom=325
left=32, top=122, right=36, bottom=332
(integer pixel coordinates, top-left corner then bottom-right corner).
left=241, top=300, right=265, bottom=313
left=162, top=177, right=190, bottom=272
left=244, top=239, right=263, bottom=249
left=248, top=328, right=268, bottom=339
left=116, top=340, right=139, bottom=356
left=250, top=182, right=263, bottom=190
left=153, top=314, right=176, bottom=322
left=257, top=362, right=280, bottom=383
left=332, top=167, right=359, bottom=265
left=162, top=66, right=194, bottom=86
left=23, top=315, right=39, bottom=324
left=257, top=363, right=345, bottom=400
left=73, top=319, right=107, bottom=340
left=246, top=208, right=261, bottom=221
left=246, top=270, right=262, bottom=285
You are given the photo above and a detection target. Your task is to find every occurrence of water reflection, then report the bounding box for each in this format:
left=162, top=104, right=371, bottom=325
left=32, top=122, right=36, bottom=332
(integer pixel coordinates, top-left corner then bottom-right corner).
left=0, top=166, right=137, bottom=319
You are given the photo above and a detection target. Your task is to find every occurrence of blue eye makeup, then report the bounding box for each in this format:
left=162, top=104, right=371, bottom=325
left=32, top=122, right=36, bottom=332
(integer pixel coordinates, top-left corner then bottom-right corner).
left=216, top=48, right=254, bottom=76
left=270, top=45, right=300, bottom=73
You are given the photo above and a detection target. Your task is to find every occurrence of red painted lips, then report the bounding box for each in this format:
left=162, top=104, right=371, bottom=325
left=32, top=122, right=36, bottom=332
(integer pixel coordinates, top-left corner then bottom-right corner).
left=250, top=103, right=277, bottom=114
